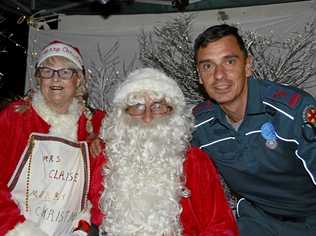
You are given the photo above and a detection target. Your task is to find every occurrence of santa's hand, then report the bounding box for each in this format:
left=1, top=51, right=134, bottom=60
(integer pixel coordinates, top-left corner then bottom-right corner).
left=89, top=136, right=103, bottom=156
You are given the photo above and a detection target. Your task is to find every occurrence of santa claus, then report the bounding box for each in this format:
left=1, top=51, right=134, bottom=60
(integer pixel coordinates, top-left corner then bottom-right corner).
left=99, top=68, right=238, bottom=236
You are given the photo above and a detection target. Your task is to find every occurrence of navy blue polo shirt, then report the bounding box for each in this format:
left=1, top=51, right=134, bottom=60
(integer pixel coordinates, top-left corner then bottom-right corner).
left=192, top=77, right=316, bottom=217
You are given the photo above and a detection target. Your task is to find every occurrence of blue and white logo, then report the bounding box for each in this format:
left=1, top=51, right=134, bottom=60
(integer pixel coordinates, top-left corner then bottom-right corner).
left=261, top=122, right=278, bottom=149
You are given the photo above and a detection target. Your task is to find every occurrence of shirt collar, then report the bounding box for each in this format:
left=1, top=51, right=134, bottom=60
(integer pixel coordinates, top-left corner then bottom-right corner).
left=206, top=76, right=265, bottom=124
left=210, top=76, right=265, bottom=122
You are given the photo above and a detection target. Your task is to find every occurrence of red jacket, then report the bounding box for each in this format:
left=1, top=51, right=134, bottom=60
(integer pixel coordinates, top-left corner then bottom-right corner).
left=181, top=147, right=239, bottom=236
left=0, top=100, right=105, bottom=235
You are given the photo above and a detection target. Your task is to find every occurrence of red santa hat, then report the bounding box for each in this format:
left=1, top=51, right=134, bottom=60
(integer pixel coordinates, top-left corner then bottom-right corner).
left=113, top=68, right=185, bottom=105
left=36, top=40, right=84, bottom=70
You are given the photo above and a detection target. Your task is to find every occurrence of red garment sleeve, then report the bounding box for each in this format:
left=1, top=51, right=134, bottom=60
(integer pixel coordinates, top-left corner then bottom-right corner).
left=0, top=103, right=26, bottom=235
left=181, top=147, right=239, bottom=236
left=0, top=182, right=25, bottom=235
left=88, top=151, right=106, bottom=226
left=86, top=110, right=106, bottom=226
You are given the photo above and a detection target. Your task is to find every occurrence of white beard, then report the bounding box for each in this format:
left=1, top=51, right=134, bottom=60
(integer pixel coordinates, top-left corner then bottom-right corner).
left=100, top=108, right=192, bottom=236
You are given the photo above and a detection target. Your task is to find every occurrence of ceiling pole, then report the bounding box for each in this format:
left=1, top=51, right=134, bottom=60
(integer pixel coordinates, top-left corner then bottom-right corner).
left=32, top=0, right=89, bottom=16
left=31, top=0, right=36, bottom=11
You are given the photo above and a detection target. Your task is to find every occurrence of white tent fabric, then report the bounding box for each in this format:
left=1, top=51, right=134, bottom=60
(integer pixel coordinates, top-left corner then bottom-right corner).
left=26, top=0, right=316, bottom=95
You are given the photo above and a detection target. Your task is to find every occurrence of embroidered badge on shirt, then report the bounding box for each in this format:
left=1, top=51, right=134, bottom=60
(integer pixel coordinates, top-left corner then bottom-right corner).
left=261, top=122, right=278, bottom=149
left=265, top=85, right=301, bottom=109
left=303, top=105, right=316, bottom=125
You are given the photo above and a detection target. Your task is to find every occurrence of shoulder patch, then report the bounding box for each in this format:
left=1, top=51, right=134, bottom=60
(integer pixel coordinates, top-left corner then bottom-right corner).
left=192, top=100, right=213, bottom=116
left=302, top=107, right=316, bottom=141
left=303, top=105, right=316, bottom=125
left=264, top=84, right=302, bottom=109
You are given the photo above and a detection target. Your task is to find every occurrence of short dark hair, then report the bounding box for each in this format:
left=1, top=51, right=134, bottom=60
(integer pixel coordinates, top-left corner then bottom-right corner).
left=194, top=24, right=248, bottom=62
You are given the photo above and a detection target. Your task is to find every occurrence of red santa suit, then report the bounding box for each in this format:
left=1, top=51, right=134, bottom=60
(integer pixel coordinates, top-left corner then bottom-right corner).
left=181, top=147, right=238, bottom=236
left=101, top=145, right=238, bottom=236
left=0, top=97, right=105, bottom=235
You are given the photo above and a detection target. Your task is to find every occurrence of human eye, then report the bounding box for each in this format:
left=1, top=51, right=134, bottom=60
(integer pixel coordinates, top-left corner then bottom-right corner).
left=200, top=62, right=215, bottom=72
left=151, top=101, right=172, bottom=115
left=59, top=69, right=74, bottom=79
left=225, top=57, right=237, bottom=65
left=151, top=102, right=162, bottom=112
left=126, top=103, right=145, bottom=116
left=39, top=67, right=53, bottom=78
left=135, top=103, right=145, bottom=111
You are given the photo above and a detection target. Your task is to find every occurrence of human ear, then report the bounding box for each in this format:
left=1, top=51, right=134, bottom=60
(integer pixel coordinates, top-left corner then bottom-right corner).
left=75, top=73, right=82, bottom=87
left=196, top=67, right=203, bottom=84
left=35, top=76, right=41, bottom=88
left=245, top=55, right=253, bottom=77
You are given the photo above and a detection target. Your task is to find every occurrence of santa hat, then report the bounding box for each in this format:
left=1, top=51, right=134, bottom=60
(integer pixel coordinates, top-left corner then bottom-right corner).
left=36, top=40, right=84, bottom=69
left=113, top=68, right=185, bottom=105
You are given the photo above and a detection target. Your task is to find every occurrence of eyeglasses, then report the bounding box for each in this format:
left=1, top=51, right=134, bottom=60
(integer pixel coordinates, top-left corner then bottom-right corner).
left=36, top=67, right=78, bottom=80
left=126, top=101, right=173, bottom=117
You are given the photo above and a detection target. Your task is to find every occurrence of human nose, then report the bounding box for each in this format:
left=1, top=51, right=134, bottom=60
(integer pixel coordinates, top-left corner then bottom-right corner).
left=142, top=108, right=153, bottom=123
left=51, top=70, right=61, bottom=82
left=213, top=64, right=225, bottom=80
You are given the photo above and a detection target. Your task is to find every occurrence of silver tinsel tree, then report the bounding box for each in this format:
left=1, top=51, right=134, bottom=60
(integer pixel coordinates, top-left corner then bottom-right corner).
left=139, top=15, right=204, bottom=105
left=87, top=42, right=121, bottom=110
left=244, top=21, right=316, bottom=88
left=87, top=41, right=136, bottom=110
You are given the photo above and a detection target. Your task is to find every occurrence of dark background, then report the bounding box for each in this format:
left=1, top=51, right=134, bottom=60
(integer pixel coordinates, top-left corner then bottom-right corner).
left=0, top=14, right=28, bottom=102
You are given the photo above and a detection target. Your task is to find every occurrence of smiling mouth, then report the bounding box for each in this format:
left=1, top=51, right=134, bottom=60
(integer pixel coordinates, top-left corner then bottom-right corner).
left=50, top=86, right=64, bottom=91
left=214, top=83, right=231, bottom=91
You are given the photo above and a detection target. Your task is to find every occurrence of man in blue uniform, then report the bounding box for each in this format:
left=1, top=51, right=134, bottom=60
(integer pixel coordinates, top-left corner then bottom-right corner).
left=192, top=24, right=316, bottom=235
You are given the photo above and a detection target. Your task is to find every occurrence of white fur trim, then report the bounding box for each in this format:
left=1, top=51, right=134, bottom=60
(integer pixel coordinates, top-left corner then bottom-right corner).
left=6, top=220, right=48, bottom=236
left=37, top=41, right=83, bottom=69
left=113, top=68, right=185, bottom=105
left=32, top=91, right=81, bottom=141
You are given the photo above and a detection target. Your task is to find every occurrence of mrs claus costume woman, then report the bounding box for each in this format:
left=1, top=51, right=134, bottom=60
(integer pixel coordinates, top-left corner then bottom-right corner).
left=0, top=41, right=105, bottom=236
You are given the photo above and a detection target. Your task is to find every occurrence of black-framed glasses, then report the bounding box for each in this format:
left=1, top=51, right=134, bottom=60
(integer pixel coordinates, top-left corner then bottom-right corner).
left=36, top=67, right=78, bottom=80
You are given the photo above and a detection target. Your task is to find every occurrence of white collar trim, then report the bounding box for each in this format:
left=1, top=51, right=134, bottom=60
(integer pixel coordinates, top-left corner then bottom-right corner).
left=32, top=91, right=81, bottom=141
